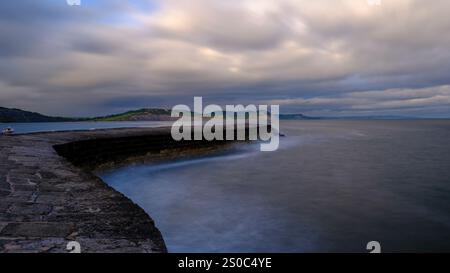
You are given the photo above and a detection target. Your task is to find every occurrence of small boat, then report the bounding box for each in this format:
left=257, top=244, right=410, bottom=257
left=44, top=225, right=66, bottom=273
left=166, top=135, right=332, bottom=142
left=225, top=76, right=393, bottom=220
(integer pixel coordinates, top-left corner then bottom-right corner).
left=2, top=127, right=15, bottom=135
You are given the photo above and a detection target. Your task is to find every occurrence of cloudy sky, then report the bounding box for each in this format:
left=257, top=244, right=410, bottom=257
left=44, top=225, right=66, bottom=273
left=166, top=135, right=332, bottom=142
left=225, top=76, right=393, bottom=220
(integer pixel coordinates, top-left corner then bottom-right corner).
left=1, top=0, right=450, bottom=117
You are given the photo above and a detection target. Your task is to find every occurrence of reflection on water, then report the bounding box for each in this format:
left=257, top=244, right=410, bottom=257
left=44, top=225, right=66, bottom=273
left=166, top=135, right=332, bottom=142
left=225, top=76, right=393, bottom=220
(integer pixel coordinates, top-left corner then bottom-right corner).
left=100, top=120, right=450, bottom=253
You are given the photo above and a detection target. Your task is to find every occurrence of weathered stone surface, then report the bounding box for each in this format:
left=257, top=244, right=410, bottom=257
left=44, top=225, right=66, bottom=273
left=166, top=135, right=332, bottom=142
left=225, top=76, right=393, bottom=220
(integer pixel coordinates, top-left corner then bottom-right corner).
left=0, top=127, right=196, bottom=253
left=0, top=126, right=250, bottom=253
left=0, top=222, right=75, bottom=238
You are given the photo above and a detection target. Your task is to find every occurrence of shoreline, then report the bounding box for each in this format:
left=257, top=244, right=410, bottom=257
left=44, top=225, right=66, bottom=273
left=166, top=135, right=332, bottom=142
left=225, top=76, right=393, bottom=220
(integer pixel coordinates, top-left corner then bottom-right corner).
left=0, top=127, right=238, bottom=253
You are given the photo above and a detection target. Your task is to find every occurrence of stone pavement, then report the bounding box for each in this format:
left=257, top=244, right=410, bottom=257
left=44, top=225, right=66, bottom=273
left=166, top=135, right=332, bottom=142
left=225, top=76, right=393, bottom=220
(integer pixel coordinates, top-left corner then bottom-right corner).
left=0, top=128, right=176, bottom=253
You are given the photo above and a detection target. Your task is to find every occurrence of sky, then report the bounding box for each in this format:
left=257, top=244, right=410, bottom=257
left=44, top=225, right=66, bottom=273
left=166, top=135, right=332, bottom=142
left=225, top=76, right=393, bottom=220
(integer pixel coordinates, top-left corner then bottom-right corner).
left=1, top=0, right=450, bottom=117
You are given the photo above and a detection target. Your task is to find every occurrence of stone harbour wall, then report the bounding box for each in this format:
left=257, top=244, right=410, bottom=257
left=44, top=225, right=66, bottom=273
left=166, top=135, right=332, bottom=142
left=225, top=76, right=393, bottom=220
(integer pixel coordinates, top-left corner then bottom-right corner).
left=0, top=126, right=248, bottom=253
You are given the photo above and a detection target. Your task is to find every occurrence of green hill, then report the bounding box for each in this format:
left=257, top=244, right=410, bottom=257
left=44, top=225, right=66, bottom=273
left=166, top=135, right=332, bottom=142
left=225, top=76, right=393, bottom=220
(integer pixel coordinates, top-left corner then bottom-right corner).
left=0, top=107, right=175, bottom=123
left=0, top=107, right=76, bottom=123
left=93, top=108, right=174, bottom=121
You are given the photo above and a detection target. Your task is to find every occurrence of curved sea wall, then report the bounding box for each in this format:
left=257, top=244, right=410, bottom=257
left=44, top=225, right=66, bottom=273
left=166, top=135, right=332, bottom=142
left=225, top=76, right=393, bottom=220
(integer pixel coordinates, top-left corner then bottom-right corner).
left=0, top=126, right=249, bottom=253
left=53, top=127, right=233, bottom=169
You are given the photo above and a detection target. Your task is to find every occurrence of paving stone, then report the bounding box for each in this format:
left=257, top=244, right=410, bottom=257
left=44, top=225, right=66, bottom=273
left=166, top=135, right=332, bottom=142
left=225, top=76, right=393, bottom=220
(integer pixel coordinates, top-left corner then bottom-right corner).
left=7, top=203, right=53, bottom=216
left=0, top=222, right=75, bottom=238
left=0, top=222, right=7, bottom=233
left=0, top=128, right=187, bottom=253
left=0, top=190, right=10, bottom=198
left=0, top=181, right=10, bottom=191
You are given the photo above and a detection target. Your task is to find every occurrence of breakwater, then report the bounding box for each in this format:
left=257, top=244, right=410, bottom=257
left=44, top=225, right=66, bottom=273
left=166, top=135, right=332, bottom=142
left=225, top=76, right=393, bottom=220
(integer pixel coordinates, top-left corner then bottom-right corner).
left=0, top=126, right=249, bottom=253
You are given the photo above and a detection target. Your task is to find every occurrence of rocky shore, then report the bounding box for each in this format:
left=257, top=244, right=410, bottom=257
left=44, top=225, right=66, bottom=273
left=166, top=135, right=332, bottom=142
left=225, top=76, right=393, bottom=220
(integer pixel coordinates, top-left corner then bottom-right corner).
left=0, top=127, right=236, bottom=253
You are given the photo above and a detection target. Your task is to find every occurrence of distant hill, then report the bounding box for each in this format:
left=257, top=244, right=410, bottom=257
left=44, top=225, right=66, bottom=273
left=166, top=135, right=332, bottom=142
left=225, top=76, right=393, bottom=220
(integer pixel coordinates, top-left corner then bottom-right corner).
left=323, top=115, right=417, bottom=120
left=0, top=107, right=176, bottom=123
left=68, top=109, right=320, bottom=121
left=0, top=107, right=76, bottom=123
left=93, top=108, right=175, bottom=121
left=1, top=106, right=322, bottom=123
left=279, top=113, right=320, bottom=120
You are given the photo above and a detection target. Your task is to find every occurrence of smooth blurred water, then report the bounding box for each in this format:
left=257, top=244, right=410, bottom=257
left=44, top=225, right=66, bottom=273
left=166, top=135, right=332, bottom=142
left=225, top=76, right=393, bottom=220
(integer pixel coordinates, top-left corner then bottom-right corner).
left=100, top=120, right=450, bottom=253
left=0, top=121, right=172, bottom=134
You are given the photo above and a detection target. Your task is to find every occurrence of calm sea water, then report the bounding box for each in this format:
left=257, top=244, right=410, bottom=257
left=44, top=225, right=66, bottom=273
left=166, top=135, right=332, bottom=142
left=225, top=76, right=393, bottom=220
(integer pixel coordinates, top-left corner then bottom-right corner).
left=0, top=121, right=172, bottom=134
left=80, top=120, right=450, bottom=252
